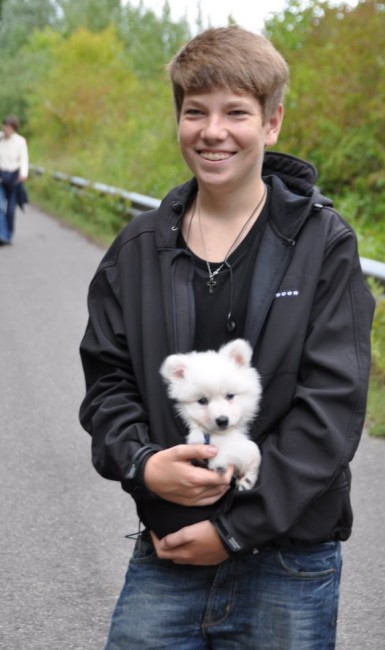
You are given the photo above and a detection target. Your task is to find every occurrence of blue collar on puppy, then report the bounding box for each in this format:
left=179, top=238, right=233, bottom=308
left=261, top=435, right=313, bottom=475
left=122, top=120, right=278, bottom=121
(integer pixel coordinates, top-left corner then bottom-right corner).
left=203, top=433, right=211, bottom=445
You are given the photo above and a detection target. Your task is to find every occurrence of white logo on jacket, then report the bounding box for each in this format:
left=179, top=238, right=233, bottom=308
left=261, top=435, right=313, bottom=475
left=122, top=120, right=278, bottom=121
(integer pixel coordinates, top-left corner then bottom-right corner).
left=160, top=339, right=262, bottom=490
left=275, top=289, right=299, bottom=298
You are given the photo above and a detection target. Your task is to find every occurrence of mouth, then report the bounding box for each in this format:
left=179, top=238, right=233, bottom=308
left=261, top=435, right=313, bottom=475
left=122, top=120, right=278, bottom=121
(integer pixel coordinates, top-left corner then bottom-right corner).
left=199, top=151, right=234, bottom=161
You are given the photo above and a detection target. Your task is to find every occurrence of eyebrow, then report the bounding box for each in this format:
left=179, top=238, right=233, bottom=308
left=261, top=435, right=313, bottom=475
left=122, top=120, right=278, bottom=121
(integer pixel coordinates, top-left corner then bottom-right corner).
left=183, top=97, right=252, bottom=109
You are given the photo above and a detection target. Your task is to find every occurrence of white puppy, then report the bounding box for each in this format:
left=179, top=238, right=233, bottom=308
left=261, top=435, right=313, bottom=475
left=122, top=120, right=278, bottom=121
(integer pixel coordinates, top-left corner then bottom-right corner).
left=160, top=338, right=262, bottom=490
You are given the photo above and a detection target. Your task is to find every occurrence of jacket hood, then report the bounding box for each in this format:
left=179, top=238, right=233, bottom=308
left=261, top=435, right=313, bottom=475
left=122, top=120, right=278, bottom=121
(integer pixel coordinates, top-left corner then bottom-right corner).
left=154, top=152, right=334, bottom=248
left=263, top=151, right=317, bottom=196
left=263, top=152, right=334, bottom=242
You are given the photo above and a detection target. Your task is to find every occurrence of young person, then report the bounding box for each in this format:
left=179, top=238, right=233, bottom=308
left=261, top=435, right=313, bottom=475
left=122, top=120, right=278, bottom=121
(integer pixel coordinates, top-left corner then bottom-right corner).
left=0, top=115, right=29, bottom=244
left=79, top=26, right=374, bottom=649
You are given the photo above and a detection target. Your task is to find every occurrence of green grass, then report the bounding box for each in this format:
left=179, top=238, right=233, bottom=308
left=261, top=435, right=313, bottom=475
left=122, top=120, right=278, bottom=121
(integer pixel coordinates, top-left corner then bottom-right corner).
left=366, top=377, right=385, bottom=438
left=28, top=174, right=130, bottom=247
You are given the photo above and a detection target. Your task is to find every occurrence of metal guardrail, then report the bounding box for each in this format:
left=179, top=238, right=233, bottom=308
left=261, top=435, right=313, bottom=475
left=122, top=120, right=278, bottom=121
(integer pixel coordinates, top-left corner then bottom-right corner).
left=360, top=258, right=385, bottom=283
left=29, top=164, right=385, bottom=282
left=30, top=164, right=161, bottom=219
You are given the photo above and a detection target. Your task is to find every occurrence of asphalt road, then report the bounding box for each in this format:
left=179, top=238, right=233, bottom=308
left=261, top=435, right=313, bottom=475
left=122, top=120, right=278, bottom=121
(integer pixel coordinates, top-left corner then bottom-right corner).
left=0, top=204, right=384, bottom=649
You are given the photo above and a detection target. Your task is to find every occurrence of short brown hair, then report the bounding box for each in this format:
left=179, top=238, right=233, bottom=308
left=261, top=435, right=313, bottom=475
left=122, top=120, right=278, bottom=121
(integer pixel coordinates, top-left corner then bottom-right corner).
left=168, top=26, right=289, bottom=123
left=3, top=114, right=20, bottom=132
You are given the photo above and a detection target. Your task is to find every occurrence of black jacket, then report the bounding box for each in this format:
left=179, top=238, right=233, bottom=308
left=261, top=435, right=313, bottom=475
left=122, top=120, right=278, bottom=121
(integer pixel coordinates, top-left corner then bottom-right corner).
left=79, top=152, right=375, bottom=555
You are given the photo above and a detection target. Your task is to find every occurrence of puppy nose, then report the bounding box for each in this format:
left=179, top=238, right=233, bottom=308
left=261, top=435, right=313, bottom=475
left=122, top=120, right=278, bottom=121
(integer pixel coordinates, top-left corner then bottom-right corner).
left=216, top=416, right=229, bottom=429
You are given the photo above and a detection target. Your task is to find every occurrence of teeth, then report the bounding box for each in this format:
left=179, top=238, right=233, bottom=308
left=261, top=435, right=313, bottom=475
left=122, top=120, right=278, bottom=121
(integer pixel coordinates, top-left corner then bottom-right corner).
left=200, top=152, right=232, bottom=161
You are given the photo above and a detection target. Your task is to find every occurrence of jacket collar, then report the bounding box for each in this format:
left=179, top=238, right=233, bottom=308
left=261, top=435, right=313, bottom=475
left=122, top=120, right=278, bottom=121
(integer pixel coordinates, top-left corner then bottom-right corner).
left=154, top=152, right=333, bottom=249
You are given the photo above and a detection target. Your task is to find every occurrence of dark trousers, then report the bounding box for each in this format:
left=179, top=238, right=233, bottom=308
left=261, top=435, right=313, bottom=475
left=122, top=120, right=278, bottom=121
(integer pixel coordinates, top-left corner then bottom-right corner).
left=0, top=170, right=19, bottom=243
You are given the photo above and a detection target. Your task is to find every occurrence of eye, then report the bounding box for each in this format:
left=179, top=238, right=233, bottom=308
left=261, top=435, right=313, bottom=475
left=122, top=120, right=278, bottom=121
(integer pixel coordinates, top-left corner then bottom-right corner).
left=198, top=397, right=208, bottom=405
left=226, top=393, right=235, bottom=400
left=183, top=108, right=203, bottom=118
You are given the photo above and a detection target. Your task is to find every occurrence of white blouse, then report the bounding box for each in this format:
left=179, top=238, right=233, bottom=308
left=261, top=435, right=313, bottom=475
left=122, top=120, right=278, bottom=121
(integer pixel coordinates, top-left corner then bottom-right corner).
left=0, top=132, right=29, bottom=179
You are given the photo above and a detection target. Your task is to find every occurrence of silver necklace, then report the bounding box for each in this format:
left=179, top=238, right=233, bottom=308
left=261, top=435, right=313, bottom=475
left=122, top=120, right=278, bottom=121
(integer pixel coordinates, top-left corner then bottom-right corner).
left=197, top=185, right=267, bottom=294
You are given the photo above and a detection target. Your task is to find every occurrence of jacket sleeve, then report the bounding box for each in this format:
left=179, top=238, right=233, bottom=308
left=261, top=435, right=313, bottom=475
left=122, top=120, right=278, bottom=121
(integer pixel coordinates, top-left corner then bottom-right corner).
left=212, top=224, right=375, bottom=554
left=79, top=262, right=160, bottom=498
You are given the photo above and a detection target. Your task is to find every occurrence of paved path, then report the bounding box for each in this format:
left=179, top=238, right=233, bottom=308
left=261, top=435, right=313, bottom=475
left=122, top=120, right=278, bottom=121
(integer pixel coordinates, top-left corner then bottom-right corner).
left=0, top=205, right=384, bottom=649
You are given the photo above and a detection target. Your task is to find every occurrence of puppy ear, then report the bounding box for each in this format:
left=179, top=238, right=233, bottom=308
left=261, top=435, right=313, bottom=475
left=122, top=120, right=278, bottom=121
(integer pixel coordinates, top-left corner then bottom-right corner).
left=160, top=355, right=188, bottom=382
left=220, top=338, right=253, bottom=368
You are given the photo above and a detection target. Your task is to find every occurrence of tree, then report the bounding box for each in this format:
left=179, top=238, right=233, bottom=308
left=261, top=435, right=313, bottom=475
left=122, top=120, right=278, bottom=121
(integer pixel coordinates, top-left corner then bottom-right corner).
left=28, top=27, right=138, bottom=144
left=0, top=0, right=60, bottom=54
left=117, top=1, right=190, bottom=79
left=55, top=0, right=122, bottom=34
left=266, top=1, right=385, bottom=197
left=25, top=24, right=186, bottom=195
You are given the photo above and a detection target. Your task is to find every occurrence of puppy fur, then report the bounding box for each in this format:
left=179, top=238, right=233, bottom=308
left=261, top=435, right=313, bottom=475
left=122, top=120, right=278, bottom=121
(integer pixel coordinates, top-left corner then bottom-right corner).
left=160, top=338, right=262, bottom=490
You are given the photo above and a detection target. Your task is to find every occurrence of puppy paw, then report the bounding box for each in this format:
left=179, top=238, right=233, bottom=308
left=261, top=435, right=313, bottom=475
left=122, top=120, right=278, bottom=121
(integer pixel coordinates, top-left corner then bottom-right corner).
left=236, top=474, right=257, bottom=491
left=186, top=431, right=206, bottom=445
left=208, top=461, right=227, bottom=476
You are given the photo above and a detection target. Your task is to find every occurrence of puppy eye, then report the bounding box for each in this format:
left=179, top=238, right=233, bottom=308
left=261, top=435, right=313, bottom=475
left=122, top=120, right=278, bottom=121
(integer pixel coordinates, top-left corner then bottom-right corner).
left=198, top=397, right=208, bottom=405
left=226, top=393, right=235, bottom=400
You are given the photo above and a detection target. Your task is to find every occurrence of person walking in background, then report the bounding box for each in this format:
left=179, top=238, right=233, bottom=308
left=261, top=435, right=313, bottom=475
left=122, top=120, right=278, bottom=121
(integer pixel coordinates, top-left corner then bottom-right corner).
left=0, top=114, right=29, bottom=245
left=79, top=26, right=374, bottom=649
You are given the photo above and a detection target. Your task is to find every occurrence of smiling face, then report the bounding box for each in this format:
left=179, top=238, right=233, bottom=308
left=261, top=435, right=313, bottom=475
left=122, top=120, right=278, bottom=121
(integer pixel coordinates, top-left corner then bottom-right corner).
left=178, top=88, right=283, bottom=194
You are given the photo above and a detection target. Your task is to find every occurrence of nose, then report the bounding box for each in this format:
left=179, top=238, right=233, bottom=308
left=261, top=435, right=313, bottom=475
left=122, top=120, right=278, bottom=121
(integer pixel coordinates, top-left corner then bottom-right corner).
left=216, top=416, right=229, bottom=429
left=201, top=114, right=226, bottom=140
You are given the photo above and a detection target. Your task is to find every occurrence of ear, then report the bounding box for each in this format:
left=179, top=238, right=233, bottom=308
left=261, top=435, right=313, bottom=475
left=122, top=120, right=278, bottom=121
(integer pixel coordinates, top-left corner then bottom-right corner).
left=264, top=104, right=284, bottom=148
left=220, top=338, right=253, bottom=368
left=160, top=354, right=188, bottom=383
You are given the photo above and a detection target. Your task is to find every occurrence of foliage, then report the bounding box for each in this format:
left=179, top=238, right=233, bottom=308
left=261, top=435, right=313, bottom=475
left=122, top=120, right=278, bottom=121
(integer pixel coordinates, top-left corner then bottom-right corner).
left=56, top=0, right=122, bottom=34
left=368, top=281, right=385, bottom=379
left=117, top=2, right=190, bottom=79
left=28, top=27, right=137, bottom=144
left=365, top=280, right=385, bottom=437
left=0, top=0, right=61, bottom=122
left=0, top=0, right=59, bottom=55
left=265, top=1, right=385, bottom=200
left=367, top=378, right=385, bottom=437
left=25, top=22, right=189, bottom=196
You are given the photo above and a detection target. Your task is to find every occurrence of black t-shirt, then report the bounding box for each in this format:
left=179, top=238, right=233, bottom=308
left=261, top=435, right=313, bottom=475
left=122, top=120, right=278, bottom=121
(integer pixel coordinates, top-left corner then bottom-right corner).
left=192, top=196, right=270, bottom=351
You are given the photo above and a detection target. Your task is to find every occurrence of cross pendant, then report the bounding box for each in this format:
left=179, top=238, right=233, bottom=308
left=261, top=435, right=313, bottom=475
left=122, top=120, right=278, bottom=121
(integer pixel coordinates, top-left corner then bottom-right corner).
left=206, top=276, right=217, bottom=294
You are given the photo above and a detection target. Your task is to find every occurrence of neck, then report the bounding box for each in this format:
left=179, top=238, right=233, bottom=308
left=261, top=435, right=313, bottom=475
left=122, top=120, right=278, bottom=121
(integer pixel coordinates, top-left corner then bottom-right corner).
left=184, top=182, right=267, bottom=264
left=197, top=180, right=266, bottom=223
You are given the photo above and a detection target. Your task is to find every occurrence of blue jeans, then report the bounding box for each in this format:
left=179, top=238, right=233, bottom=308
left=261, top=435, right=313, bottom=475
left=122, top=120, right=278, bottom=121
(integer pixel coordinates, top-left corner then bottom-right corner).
left=104, top=532, right=342, bottom=650
left=0, top=171, right=18, bottom=243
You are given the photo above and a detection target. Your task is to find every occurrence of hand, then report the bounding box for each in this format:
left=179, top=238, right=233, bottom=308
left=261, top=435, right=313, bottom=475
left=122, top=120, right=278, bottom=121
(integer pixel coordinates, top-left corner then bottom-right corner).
left=144, top=444, right=233, bottom=506
left=150, top=520, right=229, bottom=565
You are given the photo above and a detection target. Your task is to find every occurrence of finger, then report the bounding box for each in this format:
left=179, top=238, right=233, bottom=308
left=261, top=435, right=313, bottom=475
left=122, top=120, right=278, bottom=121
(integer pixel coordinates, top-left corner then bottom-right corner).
left=187, top=468, right=231, bottom=489
left=150, top=530, right=185, bottom=561
left=159, top=527, right=190, bottom=551
left=179, top=483, right=232, bottom=506
left=172, top=444, right=218, bottom=461
left=149, top=530, right=160, bottom=549
left=188, top=463, right=235, bottom=489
